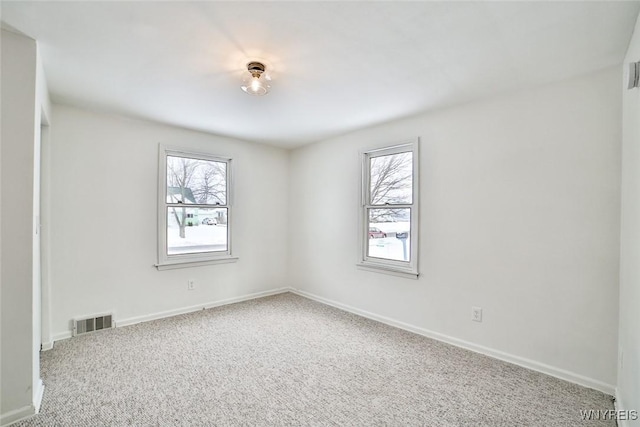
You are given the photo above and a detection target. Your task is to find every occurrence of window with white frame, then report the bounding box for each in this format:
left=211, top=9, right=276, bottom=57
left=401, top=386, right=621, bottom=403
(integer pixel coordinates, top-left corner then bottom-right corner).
left=359, top=140, right=419, bottom=278
left=157, top=146, right=236, bottom=269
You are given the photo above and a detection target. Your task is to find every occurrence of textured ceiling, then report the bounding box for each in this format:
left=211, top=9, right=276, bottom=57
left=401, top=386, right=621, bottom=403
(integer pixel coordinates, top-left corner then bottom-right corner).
left=2, top=1, right=639, bottom=148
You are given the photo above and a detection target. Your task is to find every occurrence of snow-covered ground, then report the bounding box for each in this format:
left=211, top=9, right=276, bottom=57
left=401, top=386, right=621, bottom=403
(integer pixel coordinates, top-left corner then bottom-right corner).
left=368, top=221, right=411, bottom=261
left=372, top=221, right=410, bottom=234
left=167, top=224, right=227, bottom=254
left=166, top=221, right=408, bottom=260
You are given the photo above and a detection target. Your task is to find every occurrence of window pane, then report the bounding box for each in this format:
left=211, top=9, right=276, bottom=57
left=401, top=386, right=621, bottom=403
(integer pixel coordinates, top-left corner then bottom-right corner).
left=369, top=151, right=412, bottom=205
left=167, top=156, right=226, bottom=205
left=167, top=207, right=228, bottom=255
left=367, top=208, right=411, bottom=262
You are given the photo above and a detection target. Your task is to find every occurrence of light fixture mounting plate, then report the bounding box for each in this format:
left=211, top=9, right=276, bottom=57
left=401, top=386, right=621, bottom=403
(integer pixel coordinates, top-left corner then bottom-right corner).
left=247, top=61, right=266, bottom=72
left=247, top=61, right=266, bottom=77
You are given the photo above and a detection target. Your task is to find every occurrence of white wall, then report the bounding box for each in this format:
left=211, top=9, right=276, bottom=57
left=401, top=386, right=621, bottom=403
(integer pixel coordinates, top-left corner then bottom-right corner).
left=40, top=124, right=53, bottom=350
left=289, top=67, right=622, bottom=392
left=46, top=105, right=289, bottom=340
left=1, top=28, right=48, bottom=425
left=36, top=46, right=52, bottom=354
left=618, top=12, right=640, bottom=422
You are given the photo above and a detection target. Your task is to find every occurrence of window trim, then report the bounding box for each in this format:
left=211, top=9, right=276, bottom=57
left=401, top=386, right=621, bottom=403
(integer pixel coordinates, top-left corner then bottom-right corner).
left=357, top=139, right=419, bottom=279
left=156, top=145, right=237, bottom=270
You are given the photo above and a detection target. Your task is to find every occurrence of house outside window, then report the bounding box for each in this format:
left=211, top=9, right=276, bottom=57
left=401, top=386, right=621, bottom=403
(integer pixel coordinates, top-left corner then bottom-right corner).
left=358, top=139, right=419, bottom=278
left=156, top=146, right=237, bottom=270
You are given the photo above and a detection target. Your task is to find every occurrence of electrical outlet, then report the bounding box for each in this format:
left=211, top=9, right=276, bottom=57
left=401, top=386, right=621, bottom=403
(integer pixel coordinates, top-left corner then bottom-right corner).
left=187, top=279, right=196, bottom=291
left=472, top=306, right=482, bottom=322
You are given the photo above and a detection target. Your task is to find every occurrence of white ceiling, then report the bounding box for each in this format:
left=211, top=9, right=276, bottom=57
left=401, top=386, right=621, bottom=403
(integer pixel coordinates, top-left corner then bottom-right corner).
left=2, top=1, right=639, bottom=148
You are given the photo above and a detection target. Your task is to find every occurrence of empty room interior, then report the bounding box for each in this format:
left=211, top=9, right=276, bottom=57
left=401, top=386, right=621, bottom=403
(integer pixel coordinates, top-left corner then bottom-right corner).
left=2, top=1, right=640, bottom=426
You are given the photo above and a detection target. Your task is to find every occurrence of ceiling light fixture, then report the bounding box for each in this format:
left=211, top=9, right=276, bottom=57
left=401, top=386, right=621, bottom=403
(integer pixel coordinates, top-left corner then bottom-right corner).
left=241, top=61, right=271, bottom=96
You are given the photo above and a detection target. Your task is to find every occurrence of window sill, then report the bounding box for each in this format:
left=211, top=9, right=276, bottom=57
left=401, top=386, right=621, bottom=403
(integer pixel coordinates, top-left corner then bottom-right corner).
left=356, top=263, right=419, bottom=280
left=155, top=257, right=238, bottom=270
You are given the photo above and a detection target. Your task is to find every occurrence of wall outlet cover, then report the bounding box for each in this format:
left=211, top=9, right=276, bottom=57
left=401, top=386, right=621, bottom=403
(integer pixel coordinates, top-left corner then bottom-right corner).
left=472, top=306, right=483, bottom=322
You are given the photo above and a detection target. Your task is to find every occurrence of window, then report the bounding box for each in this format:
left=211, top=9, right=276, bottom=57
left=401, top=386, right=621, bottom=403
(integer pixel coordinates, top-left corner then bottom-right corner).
left=359, top=140, right=419, bottom=278
left=156, top=146, right=237, bottom=269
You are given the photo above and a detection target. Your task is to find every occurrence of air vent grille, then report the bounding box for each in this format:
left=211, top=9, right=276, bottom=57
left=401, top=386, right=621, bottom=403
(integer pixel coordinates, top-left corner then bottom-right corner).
left=73, top=314, right=113, bottom=336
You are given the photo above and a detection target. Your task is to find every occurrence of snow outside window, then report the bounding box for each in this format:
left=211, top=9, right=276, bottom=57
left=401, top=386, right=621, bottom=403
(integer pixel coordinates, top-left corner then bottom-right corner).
left=156, top=146, right=236, bottom=269
left=359, top=140, right=419, bottom=278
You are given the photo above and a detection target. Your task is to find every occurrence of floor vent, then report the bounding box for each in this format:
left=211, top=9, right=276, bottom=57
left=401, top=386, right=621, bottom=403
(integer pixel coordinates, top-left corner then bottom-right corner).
left=73, top=314, right=114, bottom=336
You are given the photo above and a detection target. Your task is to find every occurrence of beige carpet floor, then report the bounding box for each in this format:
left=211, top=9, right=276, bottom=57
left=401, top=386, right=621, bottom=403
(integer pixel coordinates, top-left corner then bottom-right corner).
left=17, top=292, right=615, bottom=426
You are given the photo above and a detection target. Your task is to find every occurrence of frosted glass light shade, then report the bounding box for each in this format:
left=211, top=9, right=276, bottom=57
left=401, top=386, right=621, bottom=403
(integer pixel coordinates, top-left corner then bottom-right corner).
left=241, top=74, right=271, bottom=96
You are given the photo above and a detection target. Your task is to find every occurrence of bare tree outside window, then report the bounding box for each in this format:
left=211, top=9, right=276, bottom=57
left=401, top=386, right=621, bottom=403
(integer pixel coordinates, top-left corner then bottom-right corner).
left=369, top=151, right=412, bottom=222
left=167, top=156, right=226, bottom=238
left=192, top=161, right=226, bottom=205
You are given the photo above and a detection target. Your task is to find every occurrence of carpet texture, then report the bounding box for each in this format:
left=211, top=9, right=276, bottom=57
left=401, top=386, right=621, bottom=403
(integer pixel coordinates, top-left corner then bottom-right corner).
left=18, top=293, right=615, bottom=426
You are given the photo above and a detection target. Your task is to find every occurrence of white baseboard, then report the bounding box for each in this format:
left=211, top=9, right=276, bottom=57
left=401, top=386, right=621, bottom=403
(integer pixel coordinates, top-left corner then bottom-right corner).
left=0, top=380, right=45, bottom=427
left=0, top=405, right=35, bottom=427
left=41, top=342, right=54, bottom=351
left=614, top=389, right=639, bottom=427
left=52, top=331, right=72, bottom=343
left=614, top=389, right=626, bottom=427
left=34, top=380, right=44, bottom=414
left=117, top=287, right=290, bottom=328
left=290, top=288, right=616, bottom=396
left=50, top=287, right=290, bottom=343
